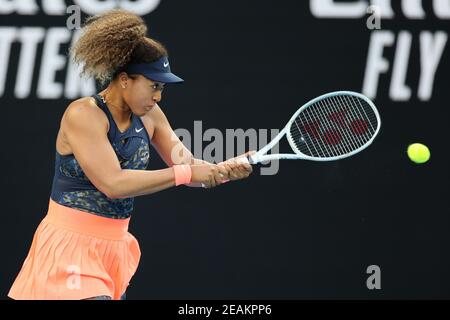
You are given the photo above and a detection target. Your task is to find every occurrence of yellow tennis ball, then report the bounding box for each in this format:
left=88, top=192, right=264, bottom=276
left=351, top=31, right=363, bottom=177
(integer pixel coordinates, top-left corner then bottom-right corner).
left=407, top=143, right=430, bottom=164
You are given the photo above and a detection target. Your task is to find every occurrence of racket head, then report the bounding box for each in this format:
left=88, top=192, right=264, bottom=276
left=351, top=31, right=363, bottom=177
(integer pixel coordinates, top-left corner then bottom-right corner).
left=285, top=91, right=381, bottom=161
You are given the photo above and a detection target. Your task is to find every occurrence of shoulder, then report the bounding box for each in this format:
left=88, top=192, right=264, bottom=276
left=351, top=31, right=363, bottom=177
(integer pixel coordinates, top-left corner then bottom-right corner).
left=65, top=96, right=105, bottom=120
left=62, top=96, right=109, bottom=132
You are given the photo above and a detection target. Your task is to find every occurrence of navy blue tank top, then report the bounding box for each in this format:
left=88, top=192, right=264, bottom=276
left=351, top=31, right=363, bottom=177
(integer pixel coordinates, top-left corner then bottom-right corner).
left=50, top=94, right=151, bottom=219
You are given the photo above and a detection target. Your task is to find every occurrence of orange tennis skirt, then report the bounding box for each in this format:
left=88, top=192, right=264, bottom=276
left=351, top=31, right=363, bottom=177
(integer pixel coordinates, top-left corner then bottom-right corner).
left=8, top=198, right=141, bottom=300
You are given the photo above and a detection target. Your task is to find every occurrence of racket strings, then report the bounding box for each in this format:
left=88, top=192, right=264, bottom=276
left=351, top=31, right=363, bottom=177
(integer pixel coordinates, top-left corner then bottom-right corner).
left=289, top=94, right=379, bottom=158
left=292, top=96, right=377, bottom=157
left=292, top=99, right=373, bottom=157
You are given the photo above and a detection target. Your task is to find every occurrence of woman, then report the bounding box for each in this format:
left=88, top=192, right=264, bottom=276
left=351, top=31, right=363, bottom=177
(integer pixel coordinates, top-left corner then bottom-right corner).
left=8, top=9, right=252, bottom=300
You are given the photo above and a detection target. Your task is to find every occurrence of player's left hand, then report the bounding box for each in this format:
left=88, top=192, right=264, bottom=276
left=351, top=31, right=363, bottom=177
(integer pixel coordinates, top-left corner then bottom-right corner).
left=219, top=151, right=255, bottom=181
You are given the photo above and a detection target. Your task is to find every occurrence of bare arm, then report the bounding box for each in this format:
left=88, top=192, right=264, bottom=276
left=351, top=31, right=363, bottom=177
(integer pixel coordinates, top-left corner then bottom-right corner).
left=63, top=100, right=177, bottom=199
left=143, top=105, right=253, bottom=184
left=143, top=104, right=206, bottom=167
left=142, top=105, right=211, bottom=187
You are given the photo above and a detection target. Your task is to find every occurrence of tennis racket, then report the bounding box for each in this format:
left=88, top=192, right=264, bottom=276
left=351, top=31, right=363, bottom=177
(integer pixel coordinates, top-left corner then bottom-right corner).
left=239, top=91, right=381, bottom=164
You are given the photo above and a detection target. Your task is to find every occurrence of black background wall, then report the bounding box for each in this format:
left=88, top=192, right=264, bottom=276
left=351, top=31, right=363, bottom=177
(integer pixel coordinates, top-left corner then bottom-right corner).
left=1, top=1, right=449, bottom=299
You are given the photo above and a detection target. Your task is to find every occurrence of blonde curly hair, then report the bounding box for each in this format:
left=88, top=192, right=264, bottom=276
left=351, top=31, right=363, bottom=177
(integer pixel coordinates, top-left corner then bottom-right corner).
left=70, top=9, right=168, bottom=85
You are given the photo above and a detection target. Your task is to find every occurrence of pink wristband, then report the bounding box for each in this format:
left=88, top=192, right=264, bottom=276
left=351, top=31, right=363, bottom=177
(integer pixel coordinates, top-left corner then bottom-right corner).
left=173, top=164, right=192, bottom=186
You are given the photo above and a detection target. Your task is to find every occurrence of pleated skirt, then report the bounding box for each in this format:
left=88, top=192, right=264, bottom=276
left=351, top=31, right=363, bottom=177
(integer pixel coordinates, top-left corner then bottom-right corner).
left=8, top=198, right=141, bottom=300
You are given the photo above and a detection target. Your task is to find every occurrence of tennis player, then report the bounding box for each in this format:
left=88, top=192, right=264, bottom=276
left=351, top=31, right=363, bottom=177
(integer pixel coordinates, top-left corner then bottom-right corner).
left=8, top=9, right=252, bottom=300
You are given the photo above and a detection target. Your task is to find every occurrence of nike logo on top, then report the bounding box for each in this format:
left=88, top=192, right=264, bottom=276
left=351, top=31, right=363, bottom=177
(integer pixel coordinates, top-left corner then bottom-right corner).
left=163, top=62, right=169, bottom=67
left=135, top=127, right=144, bottom=133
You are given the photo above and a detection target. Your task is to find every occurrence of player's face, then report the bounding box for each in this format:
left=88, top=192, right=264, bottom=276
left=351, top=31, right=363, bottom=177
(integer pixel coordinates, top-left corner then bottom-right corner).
left=123, top=74, right=165, bottom=115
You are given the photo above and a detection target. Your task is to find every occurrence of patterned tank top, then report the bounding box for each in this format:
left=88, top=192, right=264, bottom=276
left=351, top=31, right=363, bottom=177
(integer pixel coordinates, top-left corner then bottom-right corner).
left=50, top=94, right=151, bottom=219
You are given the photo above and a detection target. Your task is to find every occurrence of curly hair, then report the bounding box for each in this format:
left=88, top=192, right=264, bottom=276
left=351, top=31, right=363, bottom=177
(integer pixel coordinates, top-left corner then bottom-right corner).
left=70, top=9, right=168, bottom=85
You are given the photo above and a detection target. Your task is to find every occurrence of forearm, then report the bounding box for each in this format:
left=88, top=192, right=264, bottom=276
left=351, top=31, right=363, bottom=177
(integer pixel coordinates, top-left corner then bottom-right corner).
left=159, top=139, right=211, bottom=166
left=107, top=154, right=210, bottom=197
left=108, top=167, right=176, bottom=199
left=175, top=149, right=210, bottom=166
